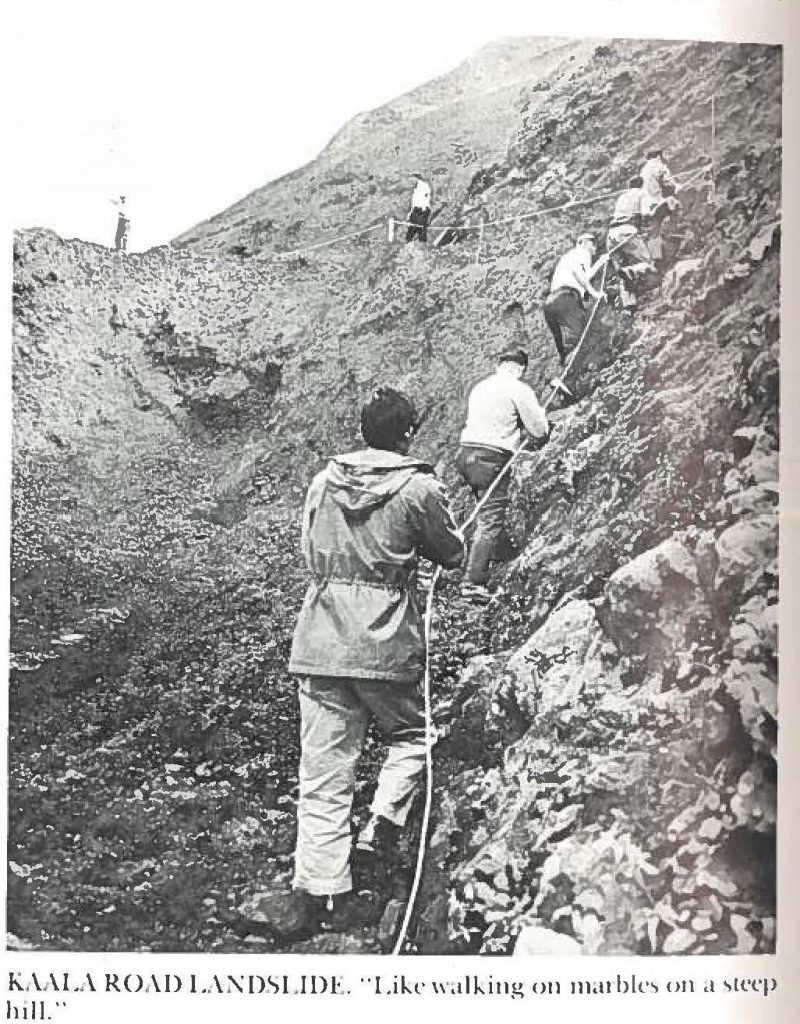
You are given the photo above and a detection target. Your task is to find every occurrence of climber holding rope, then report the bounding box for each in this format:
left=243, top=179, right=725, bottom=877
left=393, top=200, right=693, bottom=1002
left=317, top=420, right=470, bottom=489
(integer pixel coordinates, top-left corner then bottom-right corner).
left=541, top=233, right=609, bottom=377
left=606, top=175, right=657, bottom=317
left=238, top=387, right=464, bottom=942
left=456, top=348, right=549, bottom=604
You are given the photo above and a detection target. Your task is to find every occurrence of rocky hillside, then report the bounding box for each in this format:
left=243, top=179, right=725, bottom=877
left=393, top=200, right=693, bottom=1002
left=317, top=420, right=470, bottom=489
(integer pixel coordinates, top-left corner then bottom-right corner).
left=9, top=38, right=780, bottom=955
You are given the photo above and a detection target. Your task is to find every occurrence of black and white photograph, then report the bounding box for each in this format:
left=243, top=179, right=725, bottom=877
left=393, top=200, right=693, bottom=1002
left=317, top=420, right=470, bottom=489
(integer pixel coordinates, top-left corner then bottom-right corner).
left=4, top=0, right=792, bottom=994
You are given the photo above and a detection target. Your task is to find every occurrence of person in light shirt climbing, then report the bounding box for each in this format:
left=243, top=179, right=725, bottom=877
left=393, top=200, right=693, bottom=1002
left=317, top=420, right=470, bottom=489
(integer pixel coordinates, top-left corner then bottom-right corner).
left=607, top=175, right=656, bottom=315
left=238, top=386, right=464, bottom=941
left=542, top=233, right=609, bottom=367
left=456, top=348, right=549, bottom=603
left=639, top=148, right=680, bottom=267
left=406, top=174, right=432, bottom=243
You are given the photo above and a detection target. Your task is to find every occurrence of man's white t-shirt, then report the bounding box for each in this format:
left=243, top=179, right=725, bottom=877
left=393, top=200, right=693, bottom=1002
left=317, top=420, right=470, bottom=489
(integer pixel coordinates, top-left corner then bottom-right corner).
left=411, top=180, right=431, bottom=210
left=550, top=245, right=592, bottom=297
left=460, top=368, right=548, bottom=453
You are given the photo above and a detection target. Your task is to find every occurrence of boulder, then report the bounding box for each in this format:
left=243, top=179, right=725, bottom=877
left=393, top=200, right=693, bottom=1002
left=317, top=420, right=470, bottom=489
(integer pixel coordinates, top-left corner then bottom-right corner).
left=507, top=600, right=607, bottom=717
left=600, top=538, right=702, bottom=675
left=715, top=514, right=777, bottom=597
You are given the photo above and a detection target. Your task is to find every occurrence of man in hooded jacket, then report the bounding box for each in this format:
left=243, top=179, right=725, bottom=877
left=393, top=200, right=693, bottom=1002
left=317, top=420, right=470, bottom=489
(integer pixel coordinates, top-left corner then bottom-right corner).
left=240, top=386, right=464, bottom=939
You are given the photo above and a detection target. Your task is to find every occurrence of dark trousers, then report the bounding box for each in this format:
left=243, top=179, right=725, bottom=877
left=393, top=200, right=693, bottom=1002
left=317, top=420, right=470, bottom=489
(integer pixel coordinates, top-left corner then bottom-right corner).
left=542, top=288, right=587, bottom=365
left=406, top=207, right=431, bottom=243
left=455, top=445, right=512, bottom=585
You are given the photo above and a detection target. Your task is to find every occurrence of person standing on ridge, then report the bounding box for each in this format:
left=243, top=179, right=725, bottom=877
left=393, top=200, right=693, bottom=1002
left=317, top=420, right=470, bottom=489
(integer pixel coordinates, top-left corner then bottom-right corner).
left=111, top=195, right=130, bottom=252
left=607, top=175, right=656, bottom=316
left=239, top=387, right=464, bottom=941
left=639, top=148, right=680, bottom=267
left=456, top=349, right=549, bottom=604
left=542, top=233, right=609, bottom=368
left=108, top=302, right=126, bottom=337
left=406, top=174, right=432, bottom=243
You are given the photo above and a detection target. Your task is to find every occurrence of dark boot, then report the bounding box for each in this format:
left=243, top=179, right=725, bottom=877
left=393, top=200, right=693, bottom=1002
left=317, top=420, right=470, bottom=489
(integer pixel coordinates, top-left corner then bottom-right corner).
left=353, top=815, right=403, bottom=892
left=355, top=814, right=399, bottom=859
left=322, top=891, right=382, bottom=932
left=237, top=889, right=323, bottom=941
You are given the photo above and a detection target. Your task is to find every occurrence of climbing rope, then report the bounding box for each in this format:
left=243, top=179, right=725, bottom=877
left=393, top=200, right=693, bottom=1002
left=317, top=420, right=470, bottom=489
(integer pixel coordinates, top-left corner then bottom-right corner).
left=390, top=164, right=711, bottom=235
left=255, top=221, right=384, bottom=262
left=251, top=165, right=711, bottom=265
left=392, top=255, right=620, bottom=955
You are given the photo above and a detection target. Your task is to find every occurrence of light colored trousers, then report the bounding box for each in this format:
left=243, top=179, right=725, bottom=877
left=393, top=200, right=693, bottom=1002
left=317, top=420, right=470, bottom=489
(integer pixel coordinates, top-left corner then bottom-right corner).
left=292, top=675, right=426, bottom=896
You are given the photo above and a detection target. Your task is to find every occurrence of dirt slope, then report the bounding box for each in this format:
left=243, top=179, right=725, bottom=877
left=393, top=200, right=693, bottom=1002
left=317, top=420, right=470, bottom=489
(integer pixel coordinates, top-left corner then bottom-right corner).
left=9, top=37, right=780, bottom=954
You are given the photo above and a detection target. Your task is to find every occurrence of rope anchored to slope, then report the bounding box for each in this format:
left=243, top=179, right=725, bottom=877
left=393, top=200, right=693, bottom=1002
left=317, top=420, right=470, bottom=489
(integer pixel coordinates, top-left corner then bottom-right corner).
left=391, top=253, right=627, bottom=955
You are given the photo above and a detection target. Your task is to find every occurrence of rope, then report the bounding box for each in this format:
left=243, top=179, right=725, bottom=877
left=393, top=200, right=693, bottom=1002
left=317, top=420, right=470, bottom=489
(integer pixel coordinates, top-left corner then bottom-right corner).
left=256, top=221, right=384, bottom=262
left=392, top=255, right=617, bottom=956
left=390, top=164, right=711, bottom=236
left=256, top=164, right=712, bottom=264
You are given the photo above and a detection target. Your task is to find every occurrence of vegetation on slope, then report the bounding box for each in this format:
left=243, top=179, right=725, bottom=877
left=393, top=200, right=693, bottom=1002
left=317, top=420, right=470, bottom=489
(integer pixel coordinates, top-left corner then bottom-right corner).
left=9, top=38, right=779, bottom=954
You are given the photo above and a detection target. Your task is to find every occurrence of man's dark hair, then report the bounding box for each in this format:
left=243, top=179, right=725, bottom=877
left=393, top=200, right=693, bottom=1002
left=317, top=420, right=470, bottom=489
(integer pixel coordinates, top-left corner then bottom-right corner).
left=646, top=148, right=663, bottom=159
left=629, top=174, right=644, bottom=188
left=361, top=386, right=419, bottom=450
left=497, top=348, right=529, bottom=368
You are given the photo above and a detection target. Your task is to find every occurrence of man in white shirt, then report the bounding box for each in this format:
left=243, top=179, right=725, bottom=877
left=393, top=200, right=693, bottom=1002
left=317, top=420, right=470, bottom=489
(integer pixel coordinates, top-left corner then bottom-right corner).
left=456, top=349, right=549, bottom=601
left=406, top=174, right=432, bottom=243
left=542, top=233, right=609, bottom=366
left=607, top=175, right=656, bottom=314
left=639, top=149, right=680, bottom=266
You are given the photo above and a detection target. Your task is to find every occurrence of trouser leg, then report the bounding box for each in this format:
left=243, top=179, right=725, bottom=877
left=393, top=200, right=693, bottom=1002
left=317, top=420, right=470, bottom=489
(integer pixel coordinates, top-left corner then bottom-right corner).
left=561, top=294, right=589, bottom=353
left=543, top=301, right=566, bottom=364
left=456, top=446, right=512, bottom=585
left=355, top=680, right=426, bottom=827
left=418, top=209, right=430, bottom=243
left=406, top=207, right=427, bottom=242
left=646, top=225, right=663, bottom=263
left=609, top=229, right=655, bottom=309
left=544, top=292, right=588, bottom=364
left=467, top=484, right=510, bottom=584
left=293, top=677, right=368, bottom=896
left=618, top=275, right=637, bottom=309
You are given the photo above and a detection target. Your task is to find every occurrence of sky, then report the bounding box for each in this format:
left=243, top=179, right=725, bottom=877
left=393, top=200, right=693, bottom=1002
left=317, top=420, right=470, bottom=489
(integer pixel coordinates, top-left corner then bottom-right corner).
left=5, top=1, right=545, bottom=251
left=5, top=0, right=787, bottom=253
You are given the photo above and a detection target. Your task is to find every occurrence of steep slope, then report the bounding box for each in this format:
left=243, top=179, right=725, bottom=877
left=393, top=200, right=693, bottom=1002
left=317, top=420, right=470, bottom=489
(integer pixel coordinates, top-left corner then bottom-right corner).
left=172, top=37, right=591, bottom=256
left=9, top=38, right=780, bottom=955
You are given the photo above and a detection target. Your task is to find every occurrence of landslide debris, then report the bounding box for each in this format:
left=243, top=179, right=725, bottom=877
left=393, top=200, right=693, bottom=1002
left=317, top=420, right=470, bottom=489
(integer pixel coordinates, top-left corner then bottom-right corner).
left=9, top=38, right=779, bottom=954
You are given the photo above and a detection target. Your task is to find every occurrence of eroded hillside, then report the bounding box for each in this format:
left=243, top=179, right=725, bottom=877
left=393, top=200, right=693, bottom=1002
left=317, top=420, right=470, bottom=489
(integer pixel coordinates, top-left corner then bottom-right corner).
left=9, top=37, right=780, bottom=955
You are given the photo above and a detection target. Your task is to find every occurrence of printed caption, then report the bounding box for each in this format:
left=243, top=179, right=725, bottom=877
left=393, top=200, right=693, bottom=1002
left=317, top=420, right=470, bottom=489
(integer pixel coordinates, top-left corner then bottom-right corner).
left=5, top=969, right=779, bottom=1017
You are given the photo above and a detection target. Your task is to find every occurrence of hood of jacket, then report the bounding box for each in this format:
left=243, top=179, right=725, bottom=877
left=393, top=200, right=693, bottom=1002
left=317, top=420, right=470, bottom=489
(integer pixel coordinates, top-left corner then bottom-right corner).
left=324, top=449, right=432, bottom=514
